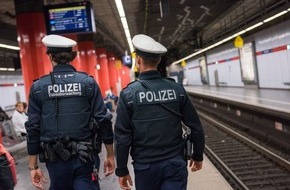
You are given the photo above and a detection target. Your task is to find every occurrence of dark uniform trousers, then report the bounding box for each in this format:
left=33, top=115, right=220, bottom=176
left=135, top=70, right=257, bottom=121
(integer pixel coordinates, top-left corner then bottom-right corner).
left=134, top=155, right=188, bottom=190
left=46, top=155, right=97, bottom=190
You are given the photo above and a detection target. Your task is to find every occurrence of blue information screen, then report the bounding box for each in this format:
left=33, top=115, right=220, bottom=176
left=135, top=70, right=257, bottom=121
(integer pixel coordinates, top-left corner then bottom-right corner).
left=48, top=6, right=90, bottom=33
left=44, top=1, right=95, bottom=35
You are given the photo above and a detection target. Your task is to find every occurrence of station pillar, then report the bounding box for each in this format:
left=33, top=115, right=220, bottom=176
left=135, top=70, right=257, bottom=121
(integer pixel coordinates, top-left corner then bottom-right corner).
left=76, top=33, right=97, bottom=80
left=120, top=64, right=131, bottom=89
left=107, top=52, right=118, bottom=95
left=14, top=0, right=49, bottom=98
left=114, top=59, right=123, bottom=94
left=96, top=48, right=110, bottom=97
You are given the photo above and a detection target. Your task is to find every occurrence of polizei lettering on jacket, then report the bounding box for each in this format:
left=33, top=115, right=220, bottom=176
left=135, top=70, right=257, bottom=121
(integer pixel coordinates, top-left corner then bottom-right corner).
left=136, top=89, right=178, bottom=105
left=44, top=83, right=86, bottom=99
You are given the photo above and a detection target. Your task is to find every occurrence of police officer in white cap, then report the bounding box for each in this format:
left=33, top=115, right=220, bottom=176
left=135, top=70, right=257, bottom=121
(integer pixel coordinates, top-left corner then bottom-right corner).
left=114, top=34, right=205, bottom=190
left=25, top=35, right=115, bottom=190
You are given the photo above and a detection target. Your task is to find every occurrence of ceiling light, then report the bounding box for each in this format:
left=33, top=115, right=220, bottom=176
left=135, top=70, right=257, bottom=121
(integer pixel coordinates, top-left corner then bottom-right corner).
left=114, top=0, right=125, bottom=17
left=232, top=30, right=246, bottom=38
left=124, top=29, right=131, bottom=38
left=159, top=1, right=163, bottom=18
left=121, top=17, right=129, bottom=29
left=245, top=22, right=263, bottom=31
left=115, top=0, right=134, bottom=53
left=221, top=36, right=235, bottom=43
left=0, top=67, right=15, bottom=71
left=263, top=10, right=288, bottom=23
left=0, top=43, right=20, bottom=50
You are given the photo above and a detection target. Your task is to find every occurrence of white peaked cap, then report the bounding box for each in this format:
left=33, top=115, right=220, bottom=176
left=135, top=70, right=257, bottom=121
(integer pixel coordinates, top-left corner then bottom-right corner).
left=132, top=34, right=167, bottom=56
left=42, top=35, right=76, bottom=49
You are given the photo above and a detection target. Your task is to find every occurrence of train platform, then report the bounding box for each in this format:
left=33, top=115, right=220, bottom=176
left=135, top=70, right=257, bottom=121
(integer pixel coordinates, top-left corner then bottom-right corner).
left=6, top=140, right=232, bottom=190
left=2, top=88, right=239, bottom=190
left=184, top=85, right=290, bottom=115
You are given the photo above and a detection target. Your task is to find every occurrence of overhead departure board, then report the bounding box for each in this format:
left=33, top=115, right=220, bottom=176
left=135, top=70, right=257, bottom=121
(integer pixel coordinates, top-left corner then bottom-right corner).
left=44, top=1, right=96, bottom=34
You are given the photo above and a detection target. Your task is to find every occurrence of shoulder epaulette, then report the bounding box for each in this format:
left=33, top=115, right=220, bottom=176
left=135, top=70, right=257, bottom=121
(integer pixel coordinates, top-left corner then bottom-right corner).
left=165, top=77, right=176, bottom=82
left=127, top=80, right=138, bottom=86
left=34, top=74, right=49, bottom=82
left=77, top=71, right=89, bottom=76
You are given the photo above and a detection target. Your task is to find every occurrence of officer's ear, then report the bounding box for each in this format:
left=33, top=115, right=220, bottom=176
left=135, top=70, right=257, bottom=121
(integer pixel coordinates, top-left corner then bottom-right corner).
left=47, top=53, right=57, bottom=66
left=70, top=51, right=77, bottom=61
left=48, top=53, right=53, bottom=62
left=136, top=55, right=142, bottom=65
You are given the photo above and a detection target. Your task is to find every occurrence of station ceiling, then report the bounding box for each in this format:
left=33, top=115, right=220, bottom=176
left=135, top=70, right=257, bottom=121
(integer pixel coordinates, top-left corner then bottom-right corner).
left=0, top=0, right=290, bottom=71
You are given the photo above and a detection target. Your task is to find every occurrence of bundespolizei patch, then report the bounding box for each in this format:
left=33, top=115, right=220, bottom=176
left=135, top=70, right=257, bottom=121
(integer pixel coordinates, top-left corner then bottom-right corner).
left=136, top=89, right=178, bottom=105
left=43, top=83, right=86, bottom=99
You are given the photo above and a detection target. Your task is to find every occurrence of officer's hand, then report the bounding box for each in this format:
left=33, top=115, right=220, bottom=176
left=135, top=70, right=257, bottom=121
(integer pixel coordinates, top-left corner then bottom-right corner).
left=189, top=159, right=203, bottom=172
left=119, top=175, right=133, bottom=190
left=104, top=156, right=115, bottom=176
left=30, top=168, right=47, bottom=190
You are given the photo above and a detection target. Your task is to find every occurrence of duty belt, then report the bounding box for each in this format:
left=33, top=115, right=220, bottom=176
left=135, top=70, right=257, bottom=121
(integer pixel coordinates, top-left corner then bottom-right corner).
left=39, top=140, right=94, bottom=163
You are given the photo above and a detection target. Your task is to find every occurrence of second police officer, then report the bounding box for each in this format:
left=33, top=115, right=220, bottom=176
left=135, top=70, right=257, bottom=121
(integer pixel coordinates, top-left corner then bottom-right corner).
left=114, top=34, right=205, bottom=190
left=25, top=35, right=115, bottom=190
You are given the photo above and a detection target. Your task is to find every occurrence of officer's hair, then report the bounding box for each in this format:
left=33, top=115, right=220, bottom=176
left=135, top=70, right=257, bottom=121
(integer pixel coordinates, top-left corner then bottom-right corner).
left=50, top=51, right=77, bottom=64
left=140, top=55, right=161, bottom=66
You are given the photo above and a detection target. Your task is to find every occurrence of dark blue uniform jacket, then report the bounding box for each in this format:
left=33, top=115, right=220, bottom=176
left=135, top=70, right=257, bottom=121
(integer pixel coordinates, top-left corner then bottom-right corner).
left=115, top=70, right=205, bottom=177
left=25, top=64, right=113, bottom=155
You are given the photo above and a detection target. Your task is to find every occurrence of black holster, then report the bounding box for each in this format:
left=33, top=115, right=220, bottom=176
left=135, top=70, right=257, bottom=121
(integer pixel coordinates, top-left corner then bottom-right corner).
left=184, top=138, right=192, bottom=160
left=39, top=143, right=57, bottom=162
left=72, top=141, right=94, bottom=163
left=90, top=119, right=102, bottom=154
left=39, top=141, right=70, bottom=162
left=183, top=127, right=192, bottom=161
left=92, top=133, right=102, bottom=154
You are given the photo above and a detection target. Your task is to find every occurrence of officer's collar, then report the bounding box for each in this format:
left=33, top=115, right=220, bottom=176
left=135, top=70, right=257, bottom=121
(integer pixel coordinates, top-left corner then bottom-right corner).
left=53, top=64, right=76, bottom=72
left=139, top=70, right=161, bottom=80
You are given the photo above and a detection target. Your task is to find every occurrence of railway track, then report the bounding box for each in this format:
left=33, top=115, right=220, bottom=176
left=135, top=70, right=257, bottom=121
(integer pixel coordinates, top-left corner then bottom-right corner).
left=188, top=93, right=290, bottom=159
left=199, top=112, right=290, bottom=190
